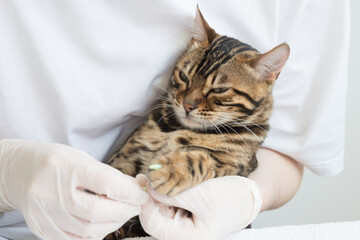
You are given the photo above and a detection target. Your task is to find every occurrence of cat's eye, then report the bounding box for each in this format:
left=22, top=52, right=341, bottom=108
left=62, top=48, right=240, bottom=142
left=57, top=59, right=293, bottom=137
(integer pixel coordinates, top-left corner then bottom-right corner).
left=213, top=88, right=229, bottom=93
left=179, top=71, right=189, bottom=83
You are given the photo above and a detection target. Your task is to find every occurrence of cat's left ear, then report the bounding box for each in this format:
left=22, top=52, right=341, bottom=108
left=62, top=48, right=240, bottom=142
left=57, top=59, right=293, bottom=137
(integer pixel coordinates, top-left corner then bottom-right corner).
left=191, top=5, right=217, bottom=44
left=250, top=43, right=290, bottom=83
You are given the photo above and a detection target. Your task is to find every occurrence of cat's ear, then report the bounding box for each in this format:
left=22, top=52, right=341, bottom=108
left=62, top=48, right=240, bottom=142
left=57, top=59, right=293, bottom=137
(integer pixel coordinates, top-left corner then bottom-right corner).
left=250, top=43, right=290, bottom=83
left=191, top=5, right=217, bottom=43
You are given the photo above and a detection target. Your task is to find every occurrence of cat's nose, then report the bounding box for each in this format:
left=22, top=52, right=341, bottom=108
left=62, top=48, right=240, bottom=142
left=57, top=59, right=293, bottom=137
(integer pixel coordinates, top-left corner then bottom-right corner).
left=183, top=102, right=198, bottom=114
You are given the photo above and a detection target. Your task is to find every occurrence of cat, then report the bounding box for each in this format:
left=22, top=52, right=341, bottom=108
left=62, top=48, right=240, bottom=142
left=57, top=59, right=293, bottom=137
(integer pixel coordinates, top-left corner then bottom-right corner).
left=104, top=6, right=290, bottom=239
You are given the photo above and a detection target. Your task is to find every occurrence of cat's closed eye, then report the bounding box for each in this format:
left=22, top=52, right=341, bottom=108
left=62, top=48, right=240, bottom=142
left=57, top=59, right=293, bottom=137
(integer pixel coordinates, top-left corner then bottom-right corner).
left=179, top=71, right=189, bottom=83
left=212, top=88, right=229, bottom=93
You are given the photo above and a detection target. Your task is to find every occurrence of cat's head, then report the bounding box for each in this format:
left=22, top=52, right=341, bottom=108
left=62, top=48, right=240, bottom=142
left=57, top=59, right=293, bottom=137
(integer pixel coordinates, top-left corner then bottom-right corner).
left=168, top=6, right=290, bottom=130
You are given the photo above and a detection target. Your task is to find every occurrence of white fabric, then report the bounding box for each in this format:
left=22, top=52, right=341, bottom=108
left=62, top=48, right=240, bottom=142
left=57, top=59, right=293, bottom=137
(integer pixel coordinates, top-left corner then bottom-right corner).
left=125, top=221, right=360, bottom=240
left=0, top=0, right=349, bottom=238
left=226, top=221, right=360, bottom=240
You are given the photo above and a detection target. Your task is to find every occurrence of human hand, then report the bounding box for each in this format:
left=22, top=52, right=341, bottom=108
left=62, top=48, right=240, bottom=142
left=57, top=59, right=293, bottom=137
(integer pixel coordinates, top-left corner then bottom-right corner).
left=138, top=175, right=262, bottom=240
left=0, top=139, right=148, bottom=240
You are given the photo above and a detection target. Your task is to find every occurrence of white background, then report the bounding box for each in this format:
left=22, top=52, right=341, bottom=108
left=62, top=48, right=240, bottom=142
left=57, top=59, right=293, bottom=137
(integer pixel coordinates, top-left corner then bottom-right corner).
left=254, top=0, right=360, bottom=227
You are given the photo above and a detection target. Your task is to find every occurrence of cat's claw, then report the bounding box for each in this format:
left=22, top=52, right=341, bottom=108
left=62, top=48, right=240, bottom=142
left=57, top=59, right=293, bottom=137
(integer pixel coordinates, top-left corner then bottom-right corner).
left=148, top=153, right=192, bottom=196
left=149, top=163, right=163, bottom=170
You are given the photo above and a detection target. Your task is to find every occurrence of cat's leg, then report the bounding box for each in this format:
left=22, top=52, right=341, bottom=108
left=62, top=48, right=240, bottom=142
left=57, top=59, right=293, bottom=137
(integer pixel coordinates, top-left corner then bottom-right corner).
left=103, top=216, right=149, bottom=240
left=149, top=151, right=254, bottom=196
left=148, top=151, right=220, bottom=196
left=107, top=151, right=138, bottom=177
left=107, top=140, right=154, bottom=177
left=149, top=151, right=211, bottom=196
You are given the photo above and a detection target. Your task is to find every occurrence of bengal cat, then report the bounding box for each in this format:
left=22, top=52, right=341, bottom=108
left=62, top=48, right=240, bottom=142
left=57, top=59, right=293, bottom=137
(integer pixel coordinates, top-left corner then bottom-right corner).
left=104, top=6, right=290, bottom=239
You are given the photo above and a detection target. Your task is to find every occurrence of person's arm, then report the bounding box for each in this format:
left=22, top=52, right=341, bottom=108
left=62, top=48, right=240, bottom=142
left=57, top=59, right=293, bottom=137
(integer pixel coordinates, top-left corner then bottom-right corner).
left=249, top=147, right=304, bottom=212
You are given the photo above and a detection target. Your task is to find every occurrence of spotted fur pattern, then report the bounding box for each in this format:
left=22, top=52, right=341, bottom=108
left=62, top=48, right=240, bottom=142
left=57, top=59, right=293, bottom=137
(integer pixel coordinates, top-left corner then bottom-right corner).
left=104, top=7, right=289, bottom=239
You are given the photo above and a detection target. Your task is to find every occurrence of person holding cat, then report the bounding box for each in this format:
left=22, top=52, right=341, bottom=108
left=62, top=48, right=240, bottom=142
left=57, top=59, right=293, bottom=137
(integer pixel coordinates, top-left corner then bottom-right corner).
left=0, top=1, right=349, bottom=240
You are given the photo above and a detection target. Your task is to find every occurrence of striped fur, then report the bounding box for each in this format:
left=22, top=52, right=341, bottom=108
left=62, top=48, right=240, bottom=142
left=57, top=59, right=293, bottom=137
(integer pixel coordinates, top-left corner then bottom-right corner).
left=104, top=8, right=289, bottom=239
left=107, top=33, right=273, bottom=194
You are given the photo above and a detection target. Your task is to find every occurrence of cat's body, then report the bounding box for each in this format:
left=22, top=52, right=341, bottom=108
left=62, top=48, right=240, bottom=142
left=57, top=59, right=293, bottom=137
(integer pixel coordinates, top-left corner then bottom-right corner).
left=104, top=7, right=289, bottom=239
left=107, top=86, right=265, bottom=191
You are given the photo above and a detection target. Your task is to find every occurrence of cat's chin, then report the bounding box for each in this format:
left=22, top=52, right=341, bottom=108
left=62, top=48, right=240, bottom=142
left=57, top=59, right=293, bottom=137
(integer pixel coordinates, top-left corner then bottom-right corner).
left=174, top=108, right=212, bottom=130
left=177, top=115, right=210, bottom=130
left=180, top=117, right=201, bottom=129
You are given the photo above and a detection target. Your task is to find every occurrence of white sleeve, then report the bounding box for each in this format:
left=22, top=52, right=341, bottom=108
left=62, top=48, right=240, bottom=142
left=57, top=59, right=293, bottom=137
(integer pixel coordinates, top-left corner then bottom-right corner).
left=262, top=0, right=350, bottom=176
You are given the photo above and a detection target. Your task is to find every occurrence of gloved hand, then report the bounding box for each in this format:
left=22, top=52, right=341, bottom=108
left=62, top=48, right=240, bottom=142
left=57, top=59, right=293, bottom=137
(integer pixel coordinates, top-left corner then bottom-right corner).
left=138, top=175, right=262, bottom=240
left=0, top=139, right=148, bottom=240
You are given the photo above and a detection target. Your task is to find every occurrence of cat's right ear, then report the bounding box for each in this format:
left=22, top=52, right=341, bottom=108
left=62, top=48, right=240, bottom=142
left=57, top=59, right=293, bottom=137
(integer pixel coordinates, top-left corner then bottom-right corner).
left=250, top=43, right=290, bottom=83
left=191, top=5, right=217, bottom=44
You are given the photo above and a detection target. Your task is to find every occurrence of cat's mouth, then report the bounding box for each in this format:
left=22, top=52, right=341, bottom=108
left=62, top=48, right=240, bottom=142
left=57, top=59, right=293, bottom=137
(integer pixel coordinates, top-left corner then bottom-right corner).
left=181, top=117, right=205, bottom=129
left=175, top=111, right=208, bottom=130
left=173, top=105, right=212, bottom=130
left=182, top=115, right=200, bottom=125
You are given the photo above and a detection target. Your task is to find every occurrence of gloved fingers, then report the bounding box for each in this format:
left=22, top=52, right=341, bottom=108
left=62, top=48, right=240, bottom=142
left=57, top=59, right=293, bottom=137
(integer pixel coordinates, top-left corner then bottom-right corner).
left=145, top=182, right=202, bottom=214
left=58, top=217, right=123, bottom=239
left=27, top=195, right=125, bottom=239
left=75, top=160, right=148, bottom=205
left=139, top=197, right=197, bottom=240
left=147, top=176, right=262, bottom=219
left=24, top=209, right=72, bottom=240
left=63, top=232, right=103, bottom=240
left=135, top=174, right=149, bottom=188
left=68, top=189, right=141, bottom=223
left=147, top=176, right=262, bottom=232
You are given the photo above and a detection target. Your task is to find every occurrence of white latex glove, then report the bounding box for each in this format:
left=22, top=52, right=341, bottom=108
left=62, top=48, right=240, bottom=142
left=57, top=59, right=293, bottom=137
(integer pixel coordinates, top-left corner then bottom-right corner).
left=0, top=139, right=148, bottom=240
left=138, top=175, right=262, bottom=240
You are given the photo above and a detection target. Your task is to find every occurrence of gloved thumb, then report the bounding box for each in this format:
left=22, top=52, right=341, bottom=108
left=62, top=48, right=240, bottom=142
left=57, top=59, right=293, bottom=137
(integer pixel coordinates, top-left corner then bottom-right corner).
left=139, top=195, right=197, bottom=240
left=136, top=174, right=149, bottom=192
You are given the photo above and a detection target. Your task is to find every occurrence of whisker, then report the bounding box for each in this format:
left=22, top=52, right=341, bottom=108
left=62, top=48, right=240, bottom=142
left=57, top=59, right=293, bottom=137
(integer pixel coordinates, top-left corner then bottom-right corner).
left=154, top=95, right=174, bottom=104
left=217, top=121, right=253, bottom=150
left=226, top=117, right=266, bottom=131
left=146, top=104, right=173, bottom=115
left=154, top=111, right=176, bottom=127
left=152, top=83, right=171, bottom=95
left=213, top=121, right=236, bottom=149
left=209, top=114, right=263, bottom=149
left=208, top=119, right=231, bottom=151
left=214, top=112, right=267, bottom=131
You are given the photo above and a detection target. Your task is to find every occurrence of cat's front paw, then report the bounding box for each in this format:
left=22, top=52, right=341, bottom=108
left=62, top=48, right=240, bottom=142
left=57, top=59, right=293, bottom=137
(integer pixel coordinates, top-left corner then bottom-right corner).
left=148, top=152, right=193, bottom=197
